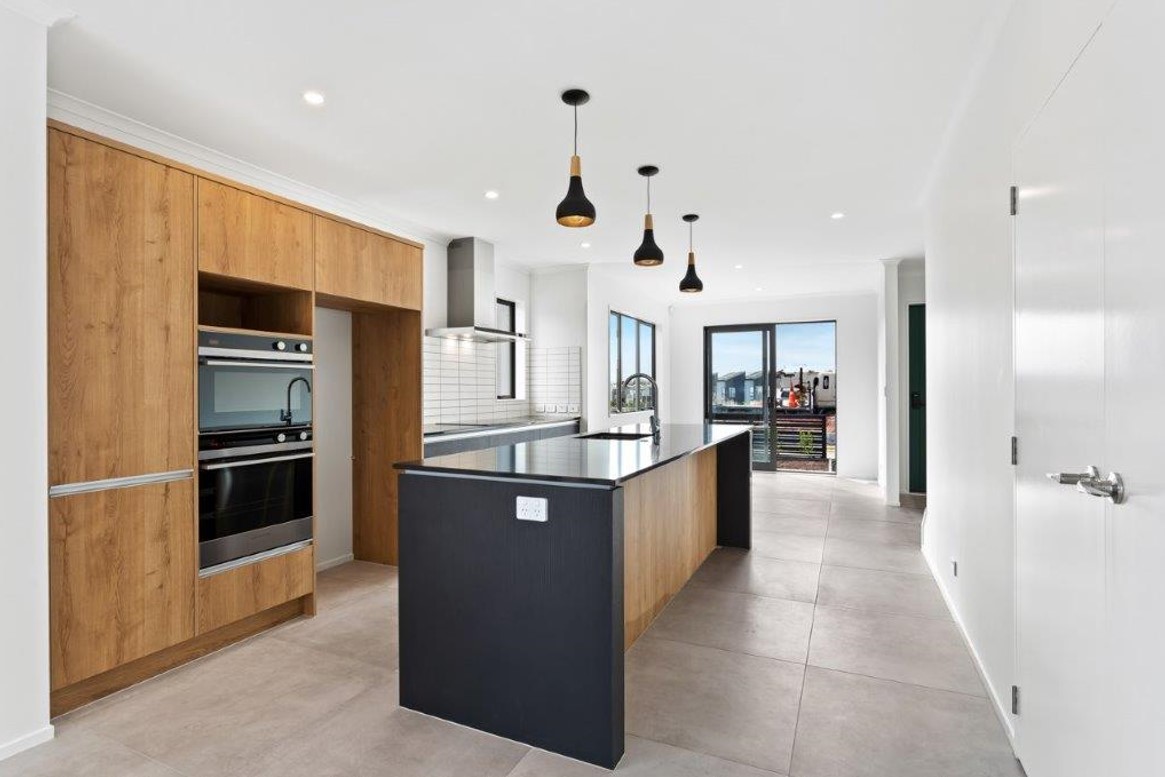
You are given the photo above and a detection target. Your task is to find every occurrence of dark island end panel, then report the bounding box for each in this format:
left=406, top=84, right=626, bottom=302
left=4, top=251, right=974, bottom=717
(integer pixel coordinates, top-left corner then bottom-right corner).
left=398, top=472, right=625, bottom=769
left=716, top=430, right=752, bottom=549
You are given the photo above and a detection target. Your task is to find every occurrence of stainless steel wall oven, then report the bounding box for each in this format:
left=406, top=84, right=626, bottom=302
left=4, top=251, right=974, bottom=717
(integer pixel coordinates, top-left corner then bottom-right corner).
left=197, top=330, right=314, bottom=573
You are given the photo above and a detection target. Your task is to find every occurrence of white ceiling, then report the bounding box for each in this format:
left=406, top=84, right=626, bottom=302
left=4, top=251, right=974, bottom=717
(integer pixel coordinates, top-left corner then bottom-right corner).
left=47, top=0, right=998, bottom=303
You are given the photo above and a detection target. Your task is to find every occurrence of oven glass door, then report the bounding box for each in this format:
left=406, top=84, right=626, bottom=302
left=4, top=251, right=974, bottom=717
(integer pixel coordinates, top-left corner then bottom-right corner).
left=199, top=360, right=313, bottom=431
left=198, top=453, right=313, bottom=569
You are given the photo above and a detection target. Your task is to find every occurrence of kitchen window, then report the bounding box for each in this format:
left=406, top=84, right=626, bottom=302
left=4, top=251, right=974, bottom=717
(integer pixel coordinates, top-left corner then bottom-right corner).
left=609, top=311, right=656, bottom=414
left=496, top=298, right=516, bottom=399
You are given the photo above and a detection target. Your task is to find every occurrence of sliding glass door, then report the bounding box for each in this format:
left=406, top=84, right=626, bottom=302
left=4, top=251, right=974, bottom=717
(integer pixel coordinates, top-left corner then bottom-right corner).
left=705, top=321, right=838, bottom=472
left=705, top=326, right=776, bottom=469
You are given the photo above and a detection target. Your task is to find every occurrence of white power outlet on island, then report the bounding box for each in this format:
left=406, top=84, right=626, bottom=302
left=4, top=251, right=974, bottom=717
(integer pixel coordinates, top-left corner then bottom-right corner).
left=516, top=496, right=549, bottom=522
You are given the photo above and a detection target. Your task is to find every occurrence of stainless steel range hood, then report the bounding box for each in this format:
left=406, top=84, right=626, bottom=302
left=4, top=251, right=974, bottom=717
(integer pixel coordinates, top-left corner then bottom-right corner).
left=426, top=237, right=530, bottom=343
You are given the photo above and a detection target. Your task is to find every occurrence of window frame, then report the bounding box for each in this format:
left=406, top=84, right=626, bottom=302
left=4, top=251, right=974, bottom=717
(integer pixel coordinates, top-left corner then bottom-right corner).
left=609, top=310, right=657, bottom=415
left=496, top=298, right=516, bottom=400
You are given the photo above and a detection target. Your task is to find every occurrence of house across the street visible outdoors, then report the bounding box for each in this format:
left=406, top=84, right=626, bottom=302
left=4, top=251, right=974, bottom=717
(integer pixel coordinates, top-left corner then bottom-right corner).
left=704, top=321, right=837, bottom=472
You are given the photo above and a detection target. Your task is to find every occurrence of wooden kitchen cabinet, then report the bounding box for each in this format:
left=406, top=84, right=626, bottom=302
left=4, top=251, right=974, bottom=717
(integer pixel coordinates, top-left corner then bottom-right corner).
left=197, top=545, right=315, bottom=634
left=48, top=128, right=195, bottom=486
left=49, top=479, right=196, bottom=690
left=314, top=215, right=423, bottom=310
left=197, top=178, right=314, bottom=290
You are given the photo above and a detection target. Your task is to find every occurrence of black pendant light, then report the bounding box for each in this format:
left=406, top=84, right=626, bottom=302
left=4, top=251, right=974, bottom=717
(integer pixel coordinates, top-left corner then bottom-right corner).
left=679, top=213, right=704, bottom=293
left=555, top=89, right=596, bottom=228
left=633, top=165, right=664, bottom=266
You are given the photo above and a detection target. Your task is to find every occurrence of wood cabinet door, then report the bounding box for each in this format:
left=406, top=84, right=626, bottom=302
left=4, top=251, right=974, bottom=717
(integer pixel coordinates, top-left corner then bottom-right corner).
left=48, top=129, right=195, bottom=486
left=315, top=216, right=423, bottom=310
left=50, top=479, right=196, bottom=689
left=196, top=545, right=314, bottom=634
left=197, top=178, right=314, bottom=289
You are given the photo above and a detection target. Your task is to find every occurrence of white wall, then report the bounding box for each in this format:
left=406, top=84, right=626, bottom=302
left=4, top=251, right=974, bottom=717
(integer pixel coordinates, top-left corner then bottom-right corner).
left=313, top=308, right=353, bottom=571
left=586, top=265, right=673, bottom=432
left=0, top=2, right=54, bottom=761
left=877, top=261, right=901, bottom=503
left=669, top=293, right=880, bottom=480
left=530, top=265, right=588, bottom=419
left=898, top=261, right=925, bottom=495
left=921, top=0, right=1113, bottom=738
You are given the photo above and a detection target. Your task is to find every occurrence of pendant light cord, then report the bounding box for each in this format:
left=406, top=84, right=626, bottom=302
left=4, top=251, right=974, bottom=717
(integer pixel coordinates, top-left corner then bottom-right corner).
left=689, top=221, right=694, bottom=252
left=646, top=176, right=652, bottom=213
left=573, top=105, right=578, bottom=156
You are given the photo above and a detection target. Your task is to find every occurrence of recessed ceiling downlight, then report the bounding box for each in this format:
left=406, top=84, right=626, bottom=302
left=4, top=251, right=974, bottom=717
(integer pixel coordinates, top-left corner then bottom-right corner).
left=831, top=212, right=846, bottom=220
left=302, top=90, right=326, bottom=106
left=581, top=242, right=591, bottom=249
left=484, top=190, right=500, bottom=200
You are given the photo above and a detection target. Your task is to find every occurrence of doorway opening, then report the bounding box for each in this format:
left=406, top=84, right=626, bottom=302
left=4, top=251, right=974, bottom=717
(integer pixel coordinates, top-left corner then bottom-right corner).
left=704, top=321, right=837, bottom=472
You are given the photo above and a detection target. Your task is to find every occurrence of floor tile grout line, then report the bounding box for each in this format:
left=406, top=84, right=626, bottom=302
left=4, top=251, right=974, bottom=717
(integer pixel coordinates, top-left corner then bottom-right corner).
left=89, top=730, right=195, bottom=777
left=800, top=663, right=993, bottom=702
left=621, top=733, right=792, bottom=776
left=636, top=633, right=810, bottom=672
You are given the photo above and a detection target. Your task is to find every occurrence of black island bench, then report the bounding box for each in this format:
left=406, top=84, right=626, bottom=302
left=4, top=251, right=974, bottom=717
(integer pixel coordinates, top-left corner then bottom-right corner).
left=393, top=423, right=752, bottom=769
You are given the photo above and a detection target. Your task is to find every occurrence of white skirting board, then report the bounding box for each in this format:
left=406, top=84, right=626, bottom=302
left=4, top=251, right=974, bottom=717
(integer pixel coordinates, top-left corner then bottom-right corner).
left=316, top=553, right=354, bottom=572
left=921, top=529, right=1016, bottom=744
left=0, top=724, right=54, bottom=763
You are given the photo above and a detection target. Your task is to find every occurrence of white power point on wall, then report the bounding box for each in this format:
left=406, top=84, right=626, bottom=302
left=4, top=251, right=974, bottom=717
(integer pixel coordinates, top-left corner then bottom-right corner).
left=516, top=496, right=548, bottom=523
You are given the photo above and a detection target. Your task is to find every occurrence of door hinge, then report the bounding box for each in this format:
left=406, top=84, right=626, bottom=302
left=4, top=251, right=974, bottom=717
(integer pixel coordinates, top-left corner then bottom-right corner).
left=1009, top=185, right=1018, bottom=216
left=1010, top=436, right=1018, bottom=466
left=1011, top=685, right=1020, bottom=715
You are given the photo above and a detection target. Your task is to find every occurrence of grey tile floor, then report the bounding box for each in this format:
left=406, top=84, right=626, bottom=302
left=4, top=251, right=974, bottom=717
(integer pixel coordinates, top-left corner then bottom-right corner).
left=2, top=472, right=1022, bottom=776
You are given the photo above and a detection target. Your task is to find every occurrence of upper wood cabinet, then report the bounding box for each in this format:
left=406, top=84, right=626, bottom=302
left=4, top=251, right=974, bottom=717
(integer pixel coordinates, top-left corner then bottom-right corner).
left=197, top=179, right=314, bottom=290
left=314, top=216, right=423, bottom=310
left=48, top=129, right=195, bottom=486
left=50, top=479, right=196, bottom=689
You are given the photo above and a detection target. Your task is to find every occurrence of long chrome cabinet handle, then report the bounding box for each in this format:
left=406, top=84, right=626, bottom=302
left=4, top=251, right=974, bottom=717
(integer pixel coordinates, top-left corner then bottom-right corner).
left=49, top=469, right=194, bottom=498
left=201, top=359, right=314, bottom=370
left=199, top=452, right=314, bottom=471
left=1046, top=466, right=1099, bottom=485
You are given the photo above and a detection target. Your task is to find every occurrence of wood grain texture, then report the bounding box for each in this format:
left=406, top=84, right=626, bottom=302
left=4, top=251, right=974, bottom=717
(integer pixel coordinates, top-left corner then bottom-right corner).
left=314, top=215, right=423, bottom=311
left=197, top=282, right=314, bottom=335
left=48, top=128, right=195, bottom=486
left=49, top=121, right=424, bottom=250
left=196, top=546, right=314, bottom=635
left=51, top=598, right=305, bottom=716
left=197, top=178, right=314, bottom=290
left=352, top=308, right=423, bottom=564
left=622, top=448, right=718, bottom=649
left=50, top=480, right=196, bottom=690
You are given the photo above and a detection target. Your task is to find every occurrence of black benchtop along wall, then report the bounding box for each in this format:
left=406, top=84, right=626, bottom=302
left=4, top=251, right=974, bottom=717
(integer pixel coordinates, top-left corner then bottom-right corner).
left=396, top=423, right=750, bottom=486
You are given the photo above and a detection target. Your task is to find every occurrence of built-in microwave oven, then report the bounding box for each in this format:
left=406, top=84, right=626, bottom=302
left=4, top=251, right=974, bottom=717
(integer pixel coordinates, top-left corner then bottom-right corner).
left=198, top=330, right=313, bottom=432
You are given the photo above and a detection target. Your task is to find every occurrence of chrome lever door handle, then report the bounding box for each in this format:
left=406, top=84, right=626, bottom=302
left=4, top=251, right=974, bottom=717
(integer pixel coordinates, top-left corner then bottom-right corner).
left=1046, top=466, right=1099, bottom=485
left=1077, top=472, right=1125, bottom=504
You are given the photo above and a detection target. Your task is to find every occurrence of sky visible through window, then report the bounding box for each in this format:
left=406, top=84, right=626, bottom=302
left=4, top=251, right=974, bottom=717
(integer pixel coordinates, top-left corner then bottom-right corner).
left=711, top=322, right=835, bottom=376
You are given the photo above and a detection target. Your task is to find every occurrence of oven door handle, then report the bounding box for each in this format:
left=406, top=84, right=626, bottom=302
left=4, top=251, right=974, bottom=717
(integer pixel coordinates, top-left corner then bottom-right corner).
left=201, top=359, right=315, bottom=370
left=199, top=452, right=315, bottom=471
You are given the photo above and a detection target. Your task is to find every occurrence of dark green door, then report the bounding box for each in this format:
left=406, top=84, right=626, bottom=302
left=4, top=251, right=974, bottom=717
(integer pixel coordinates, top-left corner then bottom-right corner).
left=908, top=304, right=927, bottom=492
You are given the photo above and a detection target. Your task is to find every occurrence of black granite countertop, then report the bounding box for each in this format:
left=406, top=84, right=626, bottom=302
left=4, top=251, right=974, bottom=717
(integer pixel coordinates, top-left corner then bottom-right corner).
left=396, top=423, right=750, bottom=486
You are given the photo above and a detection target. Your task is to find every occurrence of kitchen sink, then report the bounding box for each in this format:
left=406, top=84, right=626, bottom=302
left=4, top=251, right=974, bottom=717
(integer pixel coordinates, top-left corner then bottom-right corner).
left=579, top=432, right=653, bottom=441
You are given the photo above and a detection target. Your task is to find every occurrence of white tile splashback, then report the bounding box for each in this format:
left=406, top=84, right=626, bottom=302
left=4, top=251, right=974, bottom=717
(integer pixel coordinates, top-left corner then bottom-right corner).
left=422, top=338, right=582, bottom=425
left=529, top=347, right=582, bottom=415
left=423, top=337, right=528, bottom=425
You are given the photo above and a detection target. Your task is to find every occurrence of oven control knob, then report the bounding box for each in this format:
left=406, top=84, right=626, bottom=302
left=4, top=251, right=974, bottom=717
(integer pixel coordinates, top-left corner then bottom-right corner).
left=299, top=431, right=309, bottom=441
left=276, top=433, right=287, bottom=443
left=296, top=343, right=309, bottom=353
left=274, top=340, right=287, bottom=351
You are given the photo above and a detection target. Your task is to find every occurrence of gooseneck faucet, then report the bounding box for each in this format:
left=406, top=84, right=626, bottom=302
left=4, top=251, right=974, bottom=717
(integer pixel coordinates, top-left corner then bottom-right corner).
left=281, top=376, right=312, bottom=424
left=621, top=372, right=661, bottom=444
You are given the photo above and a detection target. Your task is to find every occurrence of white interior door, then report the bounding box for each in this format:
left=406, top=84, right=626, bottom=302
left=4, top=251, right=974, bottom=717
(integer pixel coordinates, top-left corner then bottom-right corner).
left=1013, top=27, right=1107, bottom=777
left=1100, top=0, right=1165, bottom=771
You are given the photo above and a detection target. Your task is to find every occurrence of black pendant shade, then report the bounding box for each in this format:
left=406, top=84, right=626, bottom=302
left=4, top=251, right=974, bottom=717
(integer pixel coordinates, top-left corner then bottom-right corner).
left=556, top=89, right=596, bottom=228
left=679, top=213, right=704, bottom=293
left=633, top=165, right=664, bottom=266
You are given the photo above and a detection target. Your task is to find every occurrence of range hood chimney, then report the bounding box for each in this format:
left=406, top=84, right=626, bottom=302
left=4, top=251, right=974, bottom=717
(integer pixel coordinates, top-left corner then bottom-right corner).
left=425, top=237, right=530, bottom=343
